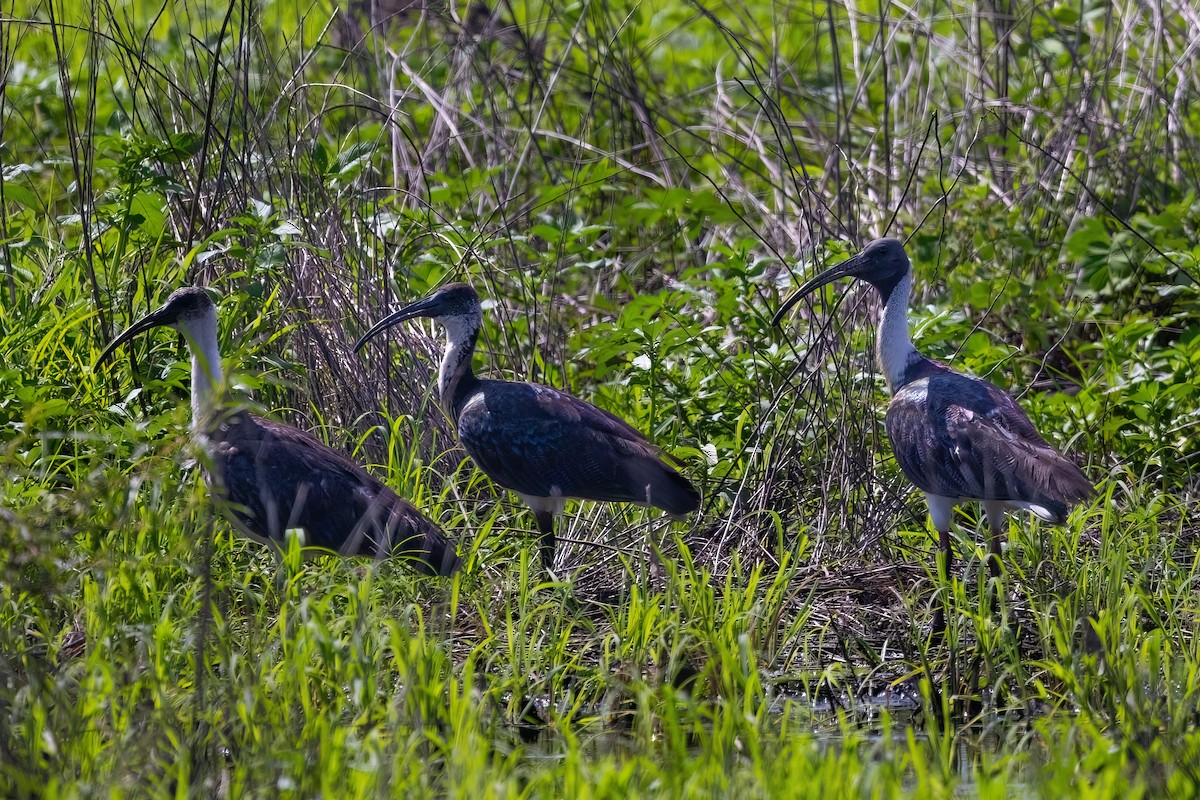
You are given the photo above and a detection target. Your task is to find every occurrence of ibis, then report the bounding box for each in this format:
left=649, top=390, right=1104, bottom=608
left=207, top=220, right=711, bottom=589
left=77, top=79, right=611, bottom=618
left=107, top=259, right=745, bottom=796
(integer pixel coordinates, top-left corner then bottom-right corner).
left=97, top=287, right=460, bottom=576
left=354, top=283, right=700, bottom=570
left=772, top=238, right=1093, bottom=635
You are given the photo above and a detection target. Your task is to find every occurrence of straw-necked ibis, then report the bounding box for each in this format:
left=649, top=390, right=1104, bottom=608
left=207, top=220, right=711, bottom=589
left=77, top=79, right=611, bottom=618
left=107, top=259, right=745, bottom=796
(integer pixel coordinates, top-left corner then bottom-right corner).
left=354, top=283, right=699, bottom=570
left=773, top=239, right=1093, bottom=635
left=98, top=287, right=459, bottom=576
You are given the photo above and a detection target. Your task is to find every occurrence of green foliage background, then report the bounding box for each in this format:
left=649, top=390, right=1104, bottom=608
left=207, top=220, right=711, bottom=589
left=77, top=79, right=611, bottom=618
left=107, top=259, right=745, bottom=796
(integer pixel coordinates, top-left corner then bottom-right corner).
left=1, top=0, right=1198, bottom=795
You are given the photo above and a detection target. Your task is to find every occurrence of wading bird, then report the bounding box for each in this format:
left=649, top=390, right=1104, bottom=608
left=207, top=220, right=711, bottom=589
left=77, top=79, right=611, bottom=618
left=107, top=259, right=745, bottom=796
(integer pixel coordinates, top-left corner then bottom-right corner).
left=772, top=238, right=1093, bottom=636
left=98, top=287, right=460, bottom=576
left=354, top=283, right=700, bottom=570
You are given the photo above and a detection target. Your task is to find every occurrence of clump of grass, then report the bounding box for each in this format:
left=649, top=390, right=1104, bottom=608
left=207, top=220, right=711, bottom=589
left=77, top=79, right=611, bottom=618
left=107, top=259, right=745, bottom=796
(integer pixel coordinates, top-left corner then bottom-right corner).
left=3, top=0, right=1200, bottom=795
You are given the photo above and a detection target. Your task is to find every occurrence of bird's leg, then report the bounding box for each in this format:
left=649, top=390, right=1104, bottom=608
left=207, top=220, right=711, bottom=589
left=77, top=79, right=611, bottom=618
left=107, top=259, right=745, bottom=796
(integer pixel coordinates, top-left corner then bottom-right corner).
left=926, top=495, right=957, bottom=643
left=930, top=526, right=953, bottom=642
left=986, top=528, right=1002, bottom=618
left=983, top=503, right=1005, bottom=582
left=982, top=501, right=1007, bottom=619
left=534, top=510, right=556, bottom=572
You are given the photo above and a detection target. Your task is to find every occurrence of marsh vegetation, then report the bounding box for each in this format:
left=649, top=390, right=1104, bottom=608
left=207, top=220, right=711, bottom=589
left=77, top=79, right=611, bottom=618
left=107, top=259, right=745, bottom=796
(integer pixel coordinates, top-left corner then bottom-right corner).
left=2, top=0, right=1199, bottom=795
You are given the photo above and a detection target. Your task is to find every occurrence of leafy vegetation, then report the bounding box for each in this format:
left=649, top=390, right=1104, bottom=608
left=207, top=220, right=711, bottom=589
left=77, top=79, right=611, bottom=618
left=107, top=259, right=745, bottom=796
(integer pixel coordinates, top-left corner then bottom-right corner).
left=2, top=0, right=1199, bottom=795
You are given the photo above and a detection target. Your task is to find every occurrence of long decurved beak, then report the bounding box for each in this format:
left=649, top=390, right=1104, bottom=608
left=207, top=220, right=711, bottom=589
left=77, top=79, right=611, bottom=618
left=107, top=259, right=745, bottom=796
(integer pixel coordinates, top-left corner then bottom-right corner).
left=770, top=250, right=869, bottom=327
left=96, top=305, right=175, bottom=367
left=353, top=294, right=442, bottom=353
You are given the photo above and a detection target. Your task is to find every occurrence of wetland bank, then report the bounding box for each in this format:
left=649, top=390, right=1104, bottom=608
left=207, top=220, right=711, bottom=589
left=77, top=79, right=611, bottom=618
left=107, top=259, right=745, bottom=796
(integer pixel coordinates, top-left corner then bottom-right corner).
left=2, top=0, right=1199, bottom=796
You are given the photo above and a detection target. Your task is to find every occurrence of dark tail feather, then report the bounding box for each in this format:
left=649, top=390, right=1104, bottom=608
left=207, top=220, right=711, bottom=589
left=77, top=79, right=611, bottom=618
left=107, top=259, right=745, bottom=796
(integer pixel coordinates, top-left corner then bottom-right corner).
left=390, top=510, right=461, bottom=577
left=357, top=491, right=461, bottom=577
left=415, top=525, right=462, bottom=577
left=632, top=457, right=700, bottom=516
left=1035, top=498, right=1070, bottom=525
left=1045, top=456, right=1096, bottom=508
left=1026, top=455, right=1094, bottom=524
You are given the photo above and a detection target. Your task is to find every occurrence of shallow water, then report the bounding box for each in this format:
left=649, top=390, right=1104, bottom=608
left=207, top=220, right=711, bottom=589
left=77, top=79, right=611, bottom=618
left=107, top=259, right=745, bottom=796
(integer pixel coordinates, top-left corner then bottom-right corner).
left=509, top=681, right=1042, bottom=794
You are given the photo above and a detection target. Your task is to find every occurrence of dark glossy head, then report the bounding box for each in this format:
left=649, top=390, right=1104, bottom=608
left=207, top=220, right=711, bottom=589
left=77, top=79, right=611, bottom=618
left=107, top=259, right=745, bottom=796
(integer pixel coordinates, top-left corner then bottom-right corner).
left=354, top=283, right=481, bottom=352
left=97, top=287, right=216, bottom=366
left=771, top=238, right=911, bottom=327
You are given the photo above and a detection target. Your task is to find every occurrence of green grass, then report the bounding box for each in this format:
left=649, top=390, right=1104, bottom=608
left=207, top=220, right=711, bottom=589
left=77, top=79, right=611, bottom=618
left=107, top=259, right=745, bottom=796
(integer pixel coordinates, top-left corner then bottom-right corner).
left=3, top=0, right=1200, bottom=796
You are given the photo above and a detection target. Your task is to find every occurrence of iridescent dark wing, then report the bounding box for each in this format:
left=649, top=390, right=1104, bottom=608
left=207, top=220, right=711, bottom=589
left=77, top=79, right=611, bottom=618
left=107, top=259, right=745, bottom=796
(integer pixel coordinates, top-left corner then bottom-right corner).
left=885, top=372, right=1093, bottom=519
left=208, top=412, right=459, bottom=575
left=455, top=381, right=699, bottom=514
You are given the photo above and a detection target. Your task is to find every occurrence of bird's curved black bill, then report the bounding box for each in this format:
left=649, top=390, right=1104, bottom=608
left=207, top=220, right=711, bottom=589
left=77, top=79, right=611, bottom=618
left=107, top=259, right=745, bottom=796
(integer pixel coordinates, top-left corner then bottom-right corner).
left=770, top=251, right=868, bottom=328
left=353, top=295, right=442, bottom=353
left=96, top=305, right=175, bottom=368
